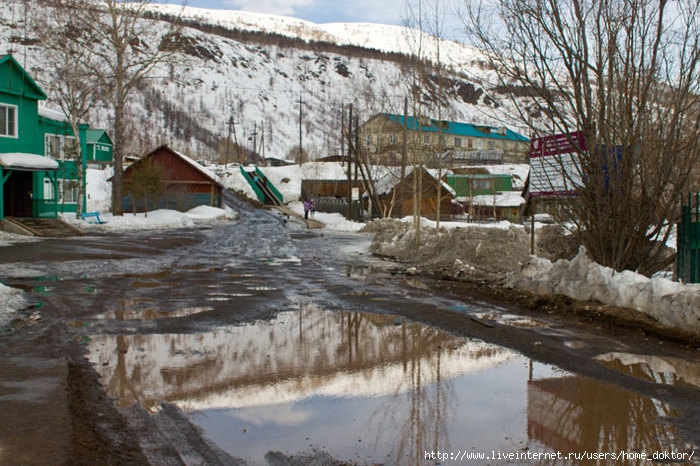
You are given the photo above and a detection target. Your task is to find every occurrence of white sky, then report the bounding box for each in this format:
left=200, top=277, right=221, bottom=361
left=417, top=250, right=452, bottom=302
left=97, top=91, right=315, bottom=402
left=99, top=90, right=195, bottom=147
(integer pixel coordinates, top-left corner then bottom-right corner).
left=174, top=0, right=467, bottom=40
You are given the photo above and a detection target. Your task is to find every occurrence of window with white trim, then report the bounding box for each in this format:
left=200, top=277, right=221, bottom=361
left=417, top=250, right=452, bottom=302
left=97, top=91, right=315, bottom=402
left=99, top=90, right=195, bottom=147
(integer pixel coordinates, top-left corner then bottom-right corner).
left=43, top=178, right=54, bottom=200
left=64, top=136, right=77, bottom=160
left=0, top=104, right=17, bottom=137
left=59, top=179, right=78, bottom=203
left=45, top=134, right=63, bottom=159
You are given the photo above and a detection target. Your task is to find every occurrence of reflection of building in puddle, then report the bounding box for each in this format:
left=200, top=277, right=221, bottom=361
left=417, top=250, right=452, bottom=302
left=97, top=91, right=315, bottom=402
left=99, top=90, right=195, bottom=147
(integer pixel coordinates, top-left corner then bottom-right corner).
left=101, top=302, right=213, bottom=320
left=595, top=352, right=700, bottom=388
left=528, top=373, right=684, bottom=456
left=87, top=305, right=516, bottom=412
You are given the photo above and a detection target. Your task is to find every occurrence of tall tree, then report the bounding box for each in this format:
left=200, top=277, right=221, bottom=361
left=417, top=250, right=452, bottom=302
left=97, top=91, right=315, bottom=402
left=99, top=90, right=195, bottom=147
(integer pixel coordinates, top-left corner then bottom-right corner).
left=80, top=0, right=182, bottom=215
left=462, top=0, right=700, bottom=274
left=36, top=0, right=99, bottom=218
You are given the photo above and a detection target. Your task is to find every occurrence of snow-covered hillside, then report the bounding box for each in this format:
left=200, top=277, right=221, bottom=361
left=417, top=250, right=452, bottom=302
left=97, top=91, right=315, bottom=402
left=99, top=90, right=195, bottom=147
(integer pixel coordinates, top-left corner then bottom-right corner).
left=0, top=0, right=530, bottom=161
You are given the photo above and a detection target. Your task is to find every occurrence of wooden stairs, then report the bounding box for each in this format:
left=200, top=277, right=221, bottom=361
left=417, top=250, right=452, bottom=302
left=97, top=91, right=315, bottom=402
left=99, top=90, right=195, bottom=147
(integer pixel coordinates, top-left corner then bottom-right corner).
left=1, top=217, right=82, bottom=237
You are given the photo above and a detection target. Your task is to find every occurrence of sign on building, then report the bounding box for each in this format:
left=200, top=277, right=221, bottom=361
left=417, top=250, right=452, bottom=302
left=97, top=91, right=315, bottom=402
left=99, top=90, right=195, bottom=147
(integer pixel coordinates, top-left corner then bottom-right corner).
left=529, top=131, right=586, bottom=197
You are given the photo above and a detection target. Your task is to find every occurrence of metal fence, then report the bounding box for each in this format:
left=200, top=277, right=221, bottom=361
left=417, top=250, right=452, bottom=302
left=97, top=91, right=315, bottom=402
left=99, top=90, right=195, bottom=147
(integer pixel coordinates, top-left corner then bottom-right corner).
left=677, top=193, right=700, bottom=283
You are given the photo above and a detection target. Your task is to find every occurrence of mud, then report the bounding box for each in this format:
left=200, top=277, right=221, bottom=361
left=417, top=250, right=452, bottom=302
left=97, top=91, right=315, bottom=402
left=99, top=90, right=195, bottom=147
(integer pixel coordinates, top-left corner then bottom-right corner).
left=1, top=207, right=699, bottom=465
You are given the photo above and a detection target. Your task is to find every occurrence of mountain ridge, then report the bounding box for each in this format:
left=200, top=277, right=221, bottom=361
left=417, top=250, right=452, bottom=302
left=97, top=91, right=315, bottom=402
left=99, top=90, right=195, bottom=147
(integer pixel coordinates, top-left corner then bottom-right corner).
left=0, top=0, right=533, bottom=161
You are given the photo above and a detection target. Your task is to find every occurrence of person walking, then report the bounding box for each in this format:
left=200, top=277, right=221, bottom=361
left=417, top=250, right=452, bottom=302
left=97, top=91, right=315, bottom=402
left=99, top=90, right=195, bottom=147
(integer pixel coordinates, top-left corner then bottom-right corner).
left=303, top=199, right=311, bottom=219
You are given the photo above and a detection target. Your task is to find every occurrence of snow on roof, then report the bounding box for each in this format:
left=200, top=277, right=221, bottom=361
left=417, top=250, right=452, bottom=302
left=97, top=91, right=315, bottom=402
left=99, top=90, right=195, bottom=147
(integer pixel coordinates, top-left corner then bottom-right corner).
left=0, top=153, right=59, bottom=171
left=470, top=191, right=525, bottom=207
left=474, top=164, right=530, bottom=190
left=38, top=105, right=69, bottom=122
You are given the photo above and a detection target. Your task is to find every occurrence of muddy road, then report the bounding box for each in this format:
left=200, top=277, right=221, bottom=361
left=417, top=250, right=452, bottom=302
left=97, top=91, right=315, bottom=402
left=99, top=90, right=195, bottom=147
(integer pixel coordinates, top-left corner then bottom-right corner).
left=1, top=194, right=699, bottom=465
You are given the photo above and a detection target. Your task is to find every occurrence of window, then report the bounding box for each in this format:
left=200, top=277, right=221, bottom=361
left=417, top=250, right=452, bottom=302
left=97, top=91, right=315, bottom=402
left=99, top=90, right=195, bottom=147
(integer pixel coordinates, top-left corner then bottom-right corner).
left=472, top=178, right=493, bottom=191
left=45, top=134, right=63, bottom=159
left=59, top=179, right=78, bottom=203
left=365, top=134, right=371, bottom=146
left=43, top=178, right=54, bottom=200
left=389, top=133, right=396, bottom=144
left=454, top=137, right=462, bottom=148
left=467, top=138, right=474, bottom=149
left=64, top=136, right=77, bottom=159
left=424, top=134, right=431, bottom=145
left=476, top=139, right=483, bottom=149
left=0, top=104, right=17, bottom=137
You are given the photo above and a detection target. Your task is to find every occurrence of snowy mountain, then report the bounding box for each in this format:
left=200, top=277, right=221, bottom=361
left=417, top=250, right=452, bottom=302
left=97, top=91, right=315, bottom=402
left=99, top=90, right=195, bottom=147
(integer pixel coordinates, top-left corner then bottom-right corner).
left=0, top=1, right=534, bottom=162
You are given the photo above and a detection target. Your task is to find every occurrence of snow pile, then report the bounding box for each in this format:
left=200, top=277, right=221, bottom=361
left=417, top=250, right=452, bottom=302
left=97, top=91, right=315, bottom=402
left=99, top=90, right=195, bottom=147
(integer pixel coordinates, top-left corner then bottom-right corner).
left=507, top=247, right=700, bottom=332
left=0, top=283, right=25, bottom=327
left=367, top=218, right=532, bottom=281
left=61, top=206, right=237, bottom=232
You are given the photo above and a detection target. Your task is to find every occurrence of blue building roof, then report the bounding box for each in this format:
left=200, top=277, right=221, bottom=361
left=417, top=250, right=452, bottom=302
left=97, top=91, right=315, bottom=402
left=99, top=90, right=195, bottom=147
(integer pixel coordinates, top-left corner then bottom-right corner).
left=383, top=113, right=529, bottom=142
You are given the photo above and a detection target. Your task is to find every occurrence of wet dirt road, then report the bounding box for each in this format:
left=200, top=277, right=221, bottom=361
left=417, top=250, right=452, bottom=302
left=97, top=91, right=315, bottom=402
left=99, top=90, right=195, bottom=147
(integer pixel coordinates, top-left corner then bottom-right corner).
left=1, top=193, right=699, bottom=465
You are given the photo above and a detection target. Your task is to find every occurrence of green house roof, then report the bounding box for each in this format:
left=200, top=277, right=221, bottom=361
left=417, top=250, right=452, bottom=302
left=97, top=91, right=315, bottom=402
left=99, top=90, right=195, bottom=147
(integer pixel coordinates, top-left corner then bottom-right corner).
left=382, top=113, right=529, bottom=143
left=86, top=129, right=113, bottom=146
left=0, top=54, right=47, bottom=101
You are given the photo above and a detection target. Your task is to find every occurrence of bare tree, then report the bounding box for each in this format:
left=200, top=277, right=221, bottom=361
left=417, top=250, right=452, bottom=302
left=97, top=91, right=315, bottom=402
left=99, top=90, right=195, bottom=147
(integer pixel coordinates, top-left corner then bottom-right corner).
left=403, top=0, right=432, bottom=245
left=79, top=0, right=182, bottom=215
left=462, top=0, right=700, bottom=275
left=36, top=0, right=100, bottom=219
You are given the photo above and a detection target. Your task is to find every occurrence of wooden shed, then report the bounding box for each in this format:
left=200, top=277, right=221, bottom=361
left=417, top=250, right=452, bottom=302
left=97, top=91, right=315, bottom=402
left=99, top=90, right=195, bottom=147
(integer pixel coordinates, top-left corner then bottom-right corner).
left=375, top=167, right=455, bottom=221
left=122, top=145, right=222, bottom=213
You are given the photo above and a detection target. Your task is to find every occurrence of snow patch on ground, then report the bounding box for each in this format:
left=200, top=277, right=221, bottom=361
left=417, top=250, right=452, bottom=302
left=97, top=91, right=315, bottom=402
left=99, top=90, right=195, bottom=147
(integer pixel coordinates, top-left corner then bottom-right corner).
left=507, top=248, right=700, bottom=332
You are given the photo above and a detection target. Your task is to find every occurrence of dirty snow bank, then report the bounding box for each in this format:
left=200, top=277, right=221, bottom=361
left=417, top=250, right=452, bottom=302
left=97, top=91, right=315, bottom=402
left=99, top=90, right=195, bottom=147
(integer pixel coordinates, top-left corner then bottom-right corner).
left=366, top=218, right=533, bottom=282
left=0, top=283, right=25, bottom=327
left=507, top=248, right=700, bottom=332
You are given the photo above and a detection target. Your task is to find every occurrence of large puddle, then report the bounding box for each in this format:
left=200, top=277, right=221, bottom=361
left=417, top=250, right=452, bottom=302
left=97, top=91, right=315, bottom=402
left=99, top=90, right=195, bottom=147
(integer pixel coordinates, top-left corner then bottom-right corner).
left=87, top=304, right=692, bottom=465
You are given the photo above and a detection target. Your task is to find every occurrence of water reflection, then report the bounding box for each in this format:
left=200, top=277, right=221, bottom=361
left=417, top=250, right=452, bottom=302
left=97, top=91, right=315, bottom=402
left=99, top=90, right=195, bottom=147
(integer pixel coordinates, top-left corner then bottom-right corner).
left=595, top=352, right=700, bottom=388
left=527, top=373, right=685, bottom=458
left=87, top=305, right=692, bottom=465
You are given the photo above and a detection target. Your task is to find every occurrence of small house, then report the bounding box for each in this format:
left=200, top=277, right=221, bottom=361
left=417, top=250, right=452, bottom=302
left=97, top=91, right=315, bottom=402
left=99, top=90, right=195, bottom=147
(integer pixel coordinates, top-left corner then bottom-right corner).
left=122, top=145, right=222, bottom=213
left=374, top=167, right=455, bottom=220
left=85, top=129, right=113, bottom=168
left=447, top=165, right=529, bottom=222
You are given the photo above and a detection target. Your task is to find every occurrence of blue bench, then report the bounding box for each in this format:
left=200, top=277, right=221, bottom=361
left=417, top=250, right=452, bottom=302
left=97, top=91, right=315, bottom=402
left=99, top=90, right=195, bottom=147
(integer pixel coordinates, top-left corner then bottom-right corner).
left=81, top=211, right=106, bottom=224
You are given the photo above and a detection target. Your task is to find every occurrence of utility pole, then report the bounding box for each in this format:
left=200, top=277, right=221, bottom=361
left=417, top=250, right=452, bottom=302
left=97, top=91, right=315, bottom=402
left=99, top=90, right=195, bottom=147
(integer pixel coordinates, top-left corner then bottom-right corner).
left=232, top=115, right=240, bottom=164
left=225, top=115, right=233, bottom=168
left=345, top=104, right=352, bottom=220
left=401, top=96, right=407, bottom=217
left=250, top=122, right=258, bottom=165
left=298, top=92, right=303, bottom=165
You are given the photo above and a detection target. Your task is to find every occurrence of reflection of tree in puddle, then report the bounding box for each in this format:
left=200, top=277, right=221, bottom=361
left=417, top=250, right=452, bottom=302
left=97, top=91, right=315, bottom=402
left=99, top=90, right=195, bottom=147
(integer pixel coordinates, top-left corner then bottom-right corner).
left=528, top=370, right=685, bottom=459
left=87, top=302, right=514, bottom=462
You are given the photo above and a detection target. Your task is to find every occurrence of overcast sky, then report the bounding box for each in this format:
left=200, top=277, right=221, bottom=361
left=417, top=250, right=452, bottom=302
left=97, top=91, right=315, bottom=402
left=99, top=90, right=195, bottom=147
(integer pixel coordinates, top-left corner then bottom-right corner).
left=181, top=0, right=410, bottom=24
left=178, top=0, right=466, bottom=39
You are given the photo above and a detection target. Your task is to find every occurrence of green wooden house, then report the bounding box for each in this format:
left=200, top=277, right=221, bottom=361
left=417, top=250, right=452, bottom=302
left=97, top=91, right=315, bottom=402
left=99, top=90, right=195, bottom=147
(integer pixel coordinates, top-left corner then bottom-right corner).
left=1, top=54, right=110, bottom=221
left=447, top=172, right=525, bottom=222
left=85, top=129, right=113, bottom=168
